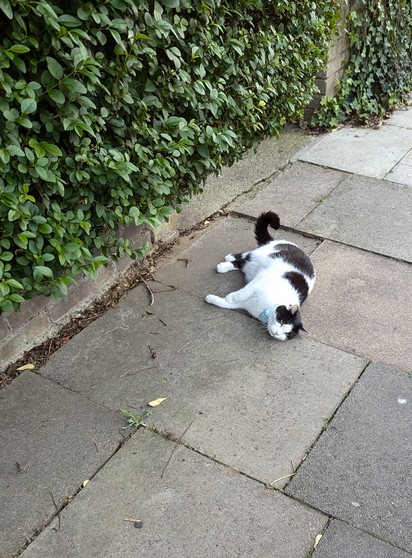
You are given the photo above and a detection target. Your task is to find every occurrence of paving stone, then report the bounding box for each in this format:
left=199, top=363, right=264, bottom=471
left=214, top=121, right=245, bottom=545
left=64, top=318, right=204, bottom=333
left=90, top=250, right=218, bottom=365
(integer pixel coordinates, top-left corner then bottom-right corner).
left=303, top=241, right=412, bottom=371
left=154, top=216, right=320, bottom=298
left=173, top=126, right=310, bottom=231
left=0, top=372, right=124, bottom=558
left=286, top=363, right=412, bottom=554
left=39, top=283, right=365, bottom=486
left=386, top=163, right=412, bottom=187
left=298, top=174, right=412, bottom=262
left=20, top=429, right=327, bottom=558
left=231, top=162, right=348, bottom=227
left=314, top=521, right=412, bottom=558
left=386, top=108, right=412, bottom=129
left=299, top=125, right=412, bottom=178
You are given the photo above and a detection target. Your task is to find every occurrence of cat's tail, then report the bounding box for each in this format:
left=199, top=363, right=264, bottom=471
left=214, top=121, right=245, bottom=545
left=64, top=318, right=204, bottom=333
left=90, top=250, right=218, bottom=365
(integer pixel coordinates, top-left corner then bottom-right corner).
left=255, top=211, right=280, bottom=245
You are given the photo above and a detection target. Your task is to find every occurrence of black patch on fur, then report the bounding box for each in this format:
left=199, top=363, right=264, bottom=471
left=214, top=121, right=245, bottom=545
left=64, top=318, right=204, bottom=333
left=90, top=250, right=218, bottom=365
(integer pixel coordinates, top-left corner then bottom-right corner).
left=255, top=211, right=280, bottom=246
left=270, top=243, right=315, bottom=279
left=283, top=271, right=309, bottom=304
left=276, top=305, right=305, bottom=341
left=231, top=252, right=251, bottom=270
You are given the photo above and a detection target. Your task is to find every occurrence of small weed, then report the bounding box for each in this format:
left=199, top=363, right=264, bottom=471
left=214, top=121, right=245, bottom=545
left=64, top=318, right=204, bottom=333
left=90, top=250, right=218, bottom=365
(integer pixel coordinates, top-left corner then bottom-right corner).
left=120, top=408, right=151, bottom=429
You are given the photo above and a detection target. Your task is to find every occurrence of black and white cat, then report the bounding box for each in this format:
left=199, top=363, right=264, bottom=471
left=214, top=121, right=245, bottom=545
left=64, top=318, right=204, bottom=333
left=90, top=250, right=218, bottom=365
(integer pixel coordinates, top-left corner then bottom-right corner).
left=205, top=211, right=315, bottom=341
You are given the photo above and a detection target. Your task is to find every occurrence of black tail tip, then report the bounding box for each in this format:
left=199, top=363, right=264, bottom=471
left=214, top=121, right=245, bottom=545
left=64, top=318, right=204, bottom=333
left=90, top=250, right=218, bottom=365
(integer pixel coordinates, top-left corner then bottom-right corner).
left=254, top=211, right=281, bottom=245
left=258, top=211, right=280, bottom=230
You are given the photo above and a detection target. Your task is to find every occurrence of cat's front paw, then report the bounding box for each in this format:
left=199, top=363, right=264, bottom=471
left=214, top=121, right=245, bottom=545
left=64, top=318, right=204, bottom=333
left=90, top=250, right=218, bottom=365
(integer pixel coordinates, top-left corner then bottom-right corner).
left=225, top=253, right=236, bottom=262
left=205, top=294, right=220, bottom=305
left=217, top=262, right=233, bottom=273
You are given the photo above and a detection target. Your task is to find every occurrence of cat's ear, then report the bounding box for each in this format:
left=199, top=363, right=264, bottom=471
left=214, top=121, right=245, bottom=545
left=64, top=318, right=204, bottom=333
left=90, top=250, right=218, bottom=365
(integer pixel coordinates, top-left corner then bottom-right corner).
left=289, top=304, right=299, bottom=315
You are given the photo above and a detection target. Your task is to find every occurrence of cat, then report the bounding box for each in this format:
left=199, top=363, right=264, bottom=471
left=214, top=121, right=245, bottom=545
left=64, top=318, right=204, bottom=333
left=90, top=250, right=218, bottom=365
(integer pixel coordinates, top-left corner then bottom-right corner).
left=205, top=211, right=315, bottom=341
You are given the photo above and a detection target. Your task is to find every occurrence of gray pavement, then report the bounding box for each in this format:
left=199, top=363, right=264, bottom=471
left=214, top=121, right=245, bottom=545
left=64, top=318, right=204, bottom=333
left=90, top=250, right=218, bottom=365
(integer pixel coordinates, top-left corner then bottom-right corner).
left=1, top=108, right=412, bottom=557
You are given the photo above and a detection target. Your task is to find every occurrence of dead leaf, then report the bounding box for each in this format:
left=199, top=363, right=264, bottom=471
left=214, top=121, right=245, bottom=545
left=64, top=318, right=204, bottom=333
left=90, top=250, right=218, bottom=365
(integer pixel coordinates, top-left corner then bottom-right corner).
left=82, top=479, right=89, bottom=487
left=16, top=363, right=35, bottom=371
left=148, top=397, right=168, bottom=407
left=314, top=534, right=322, bottom=548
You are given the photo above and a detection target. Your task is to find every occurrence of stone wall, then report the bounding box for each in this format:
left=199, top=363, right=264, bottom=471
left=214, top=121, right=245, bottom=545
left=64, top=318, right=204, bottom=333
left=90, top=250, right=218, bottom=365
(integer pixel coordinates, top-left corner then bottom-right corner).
left=305, top=0, right=355, bottom=121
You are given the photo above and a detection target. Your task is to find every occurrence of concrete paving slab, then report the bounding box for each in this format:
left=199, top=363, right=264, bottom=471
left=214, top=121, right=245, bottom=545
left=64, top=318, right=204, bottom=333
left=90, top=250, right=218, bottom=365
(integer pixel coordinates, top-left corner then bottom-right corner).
left=298, top=174, right=412, bottom=262
left=286, top=363, right=412, bottom=554
left=20, top=429, right=327, bottom=558
left=304, top=241, right=412, bottom=371
left=39, top=284, right=366, bottom=485
left=299, top=125, right=412, bottom=178
left=174, top=126, right=311, bottom=230
left=386, top=163, right=412, bottom=187
left=386, top=148, right=412, bottom=187
left=0, top=372, right=124, bottom=558
left=314, top=520, right=411, bottom=558
left=231, top=162, right=348, bottom=226
left=154, top=216, right=320, bottom=298
left=386, top=108, right=412, bottom=129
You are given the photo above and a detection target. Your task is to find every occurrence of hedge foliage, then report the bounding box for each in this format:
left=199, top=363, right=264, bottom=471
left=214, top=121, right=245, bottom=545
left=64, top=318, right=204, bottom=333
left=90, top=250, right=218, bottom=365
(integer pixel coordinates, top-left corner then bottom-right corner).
left=313, top=0, right=412, bottom=128
left=0, top=0, right=339, bottom=312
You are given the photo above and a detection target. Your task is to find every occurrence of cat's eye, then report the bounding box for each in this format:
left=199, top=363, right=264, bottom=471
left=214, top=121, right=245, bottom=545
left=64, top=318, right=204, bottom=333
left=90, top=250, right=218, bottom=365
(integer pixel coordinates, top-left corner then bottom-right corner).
left=279, top=320, right=284, bottom=326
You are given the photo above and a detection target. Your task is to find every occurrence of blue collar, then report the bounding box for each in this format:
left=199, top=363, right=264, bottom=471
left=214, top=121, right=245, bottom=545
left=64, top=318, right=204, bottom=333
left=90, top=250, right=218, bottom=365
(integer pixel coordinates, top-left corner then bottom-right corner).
left=258, top=309, right=271, bottom=325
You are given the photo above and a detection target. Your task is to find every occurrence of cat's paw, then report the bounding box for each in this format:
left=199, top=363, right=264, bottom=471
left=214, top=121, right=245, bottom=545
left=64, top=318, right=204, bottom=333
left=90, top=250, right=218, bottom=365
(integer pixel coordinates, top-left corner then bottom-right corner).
left=224, top=253, right=236, bottom=262
left=205, top=294, right=219, bottom=305
left=217, top=262, right=233, bottom=273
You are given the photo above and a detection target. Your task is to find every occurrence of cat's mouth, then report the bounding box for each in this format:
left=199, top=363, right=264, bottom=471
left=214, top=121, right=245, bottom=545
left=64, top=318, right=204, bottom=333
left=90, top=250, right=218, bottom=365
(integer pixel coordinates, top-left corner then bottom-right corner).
left=269, top=330, right=288, bottom=341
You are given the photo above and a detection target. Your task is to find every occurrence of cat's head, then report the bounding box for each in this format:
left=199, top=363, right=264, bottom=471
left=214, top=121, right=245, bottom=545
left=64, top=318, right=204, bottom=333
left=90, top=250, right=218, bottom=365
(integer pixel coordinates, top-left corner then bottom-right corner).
left=267, top=304, right=308, bottom=341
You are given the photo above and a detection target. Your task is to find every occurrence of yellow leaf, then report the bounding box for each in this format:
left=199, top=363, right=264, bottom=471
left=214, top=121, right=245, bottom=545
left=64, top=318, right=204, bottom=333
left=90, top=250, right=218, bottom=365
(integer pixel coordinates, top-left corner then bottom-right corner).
left=314, top=534, right=323, bottom=548
left=148, top=397, right=168, bottom=407
left=16, top=363, right=35, bottom=371
left=82, top=479, right=89, bottom=487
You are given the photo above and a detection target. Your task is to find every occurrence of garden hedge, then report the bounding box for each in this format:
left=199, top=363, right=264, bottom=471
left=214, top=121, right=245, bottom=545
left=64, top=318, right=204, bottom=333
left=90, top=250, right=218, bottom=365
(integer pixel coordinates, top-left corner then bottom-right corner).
left=0, top=0, right=339, bottom=312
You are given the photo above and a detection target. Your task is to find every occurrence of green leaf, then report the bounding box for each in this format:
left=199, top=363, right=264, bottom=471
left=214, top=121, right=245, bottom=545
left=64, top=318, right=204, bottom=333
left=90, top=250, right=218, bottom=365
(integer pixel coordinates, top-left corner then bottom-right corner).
left=46, top=57, right=64, bottom=80
left=57, top=14, right=81, bottom=27
left=0, top=251, right=13, bottom=261
left=0, top=0, right=13, bottom=19
left=63, top=78, right=87, bottom=94
left=41, top=142, right=62, bottom=156
left=0, top=299, right=14, bottom=313
left=48, top=89, right=65, bottom=104
left=9, top=294, right=25, bottom=303
left=34, top=265, right=54, bottom=278
left=21, top=98, right=37, bottom=114
left=9, top=44, right=30, bottom=54
left=6, top=279, right=24, bottom=290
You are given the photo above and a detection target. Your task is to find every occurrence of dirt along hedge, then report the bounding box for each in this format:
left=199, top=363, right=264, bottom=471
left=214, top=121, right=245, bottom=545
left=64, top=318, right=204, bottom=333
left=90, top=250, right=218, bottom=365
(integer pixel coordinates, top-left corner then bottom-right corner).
left=0, top=0, right=339, bottom=313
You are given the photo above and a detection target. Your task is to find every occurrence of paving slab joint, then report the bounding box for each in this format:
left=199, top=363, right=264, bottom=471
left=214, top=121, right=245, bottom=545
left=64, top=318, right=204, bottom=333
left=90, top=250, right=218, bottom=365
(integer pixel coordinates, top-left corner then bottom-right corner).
left=149, top=423, right=269, bottom=488
left=13, top=424, right=140, bottom=557
left=220, top=161, right=294, bottom=213
left=293, top=168, right=351, bottom=231
left=282, top=360, right=371, bottom=491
